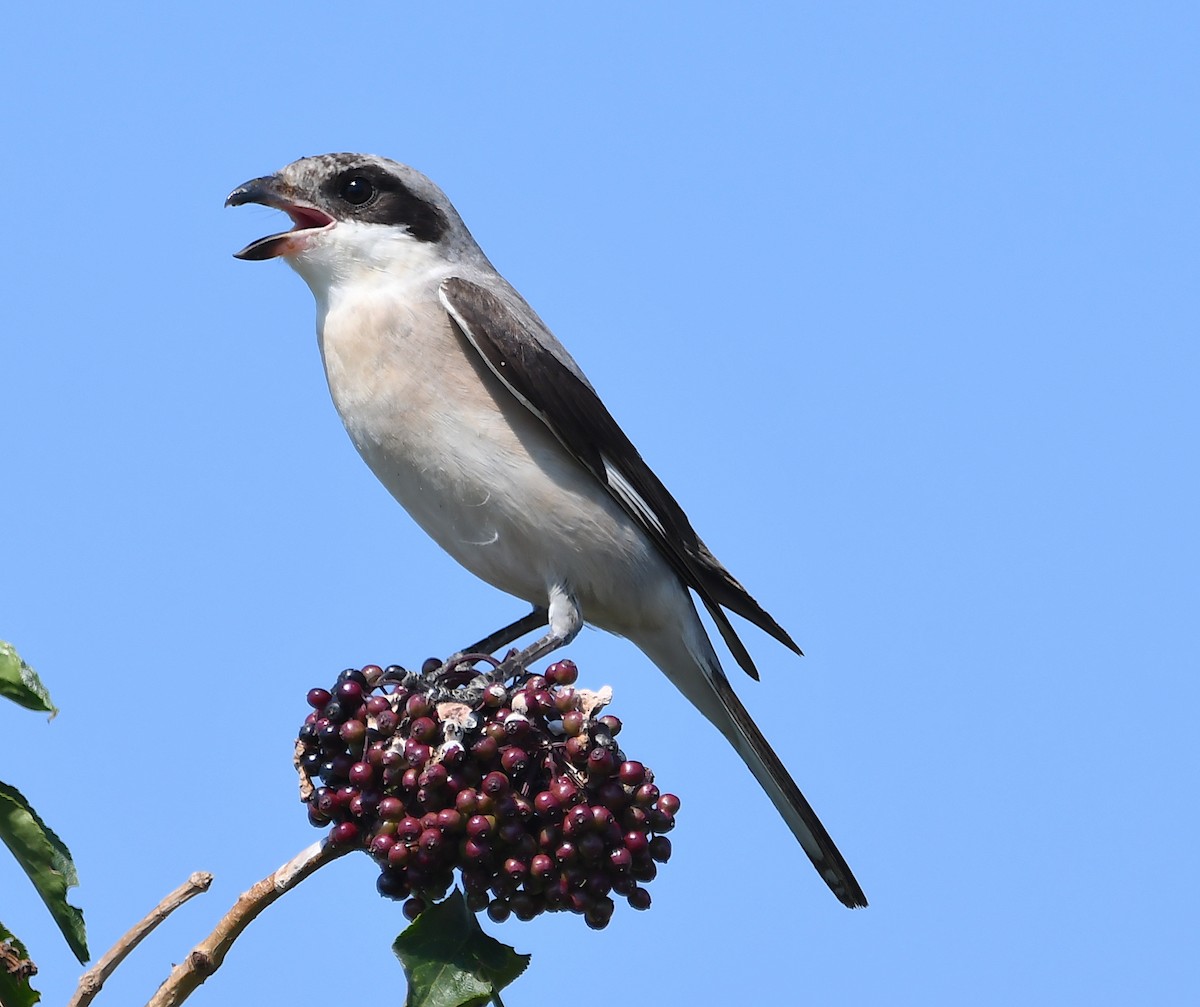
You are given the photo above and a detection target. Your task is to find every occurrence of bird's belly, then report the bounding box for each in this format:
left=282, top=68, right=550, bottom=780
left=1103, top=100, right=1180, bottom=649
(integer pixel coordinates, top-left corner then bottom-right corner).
left=317, top=300, right=672, bottom=634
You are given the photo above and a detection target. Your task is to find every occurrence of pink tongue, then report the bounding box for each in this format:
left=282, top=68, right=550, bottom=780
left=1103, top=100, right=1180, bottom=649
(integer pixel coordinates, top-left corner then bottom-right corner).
left=288, top=207, right=332, bottom=230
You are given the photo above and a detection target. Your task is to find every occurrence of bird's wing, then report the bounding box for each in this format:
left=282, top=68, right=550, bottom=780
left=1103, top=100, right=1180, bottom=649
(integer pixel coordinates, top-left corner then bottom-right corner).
left=439, top=276, right=802, bottom=679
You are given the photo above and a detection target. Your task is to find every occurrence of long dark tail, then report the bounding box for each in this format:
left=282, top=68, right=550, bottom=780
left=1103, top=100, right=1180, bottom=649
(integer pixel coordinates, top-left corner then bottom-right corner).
left=641, top=627, right=867, bottom=908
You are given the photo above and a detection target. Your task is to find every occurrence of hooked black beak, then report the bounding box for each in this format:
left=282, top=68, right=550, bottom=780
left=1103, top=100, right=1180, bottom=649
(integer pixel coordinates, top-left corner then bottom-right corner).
left=225, top=174, right=280, bottom=210
left=225, top=174, right=335, bottom=261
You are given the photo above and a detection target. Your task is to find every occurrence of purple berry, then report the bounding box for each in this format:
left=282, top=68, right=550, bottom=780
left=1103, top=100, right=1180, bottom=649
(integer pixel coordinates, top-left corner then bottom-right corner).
left=649, top=836, right=672, bottom=863
left=329, top=821, right=360, bottom=846
left=619, top=761, right=646, bottom=787
left=627, top=887, right=652, bottom=910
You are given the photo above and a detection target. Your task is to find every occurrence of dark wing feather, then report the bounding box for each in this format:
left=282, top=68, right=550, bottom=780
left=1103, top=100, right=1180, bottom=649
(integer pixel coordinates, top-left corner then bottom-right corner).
left=439, top=277, right=802, bottom=678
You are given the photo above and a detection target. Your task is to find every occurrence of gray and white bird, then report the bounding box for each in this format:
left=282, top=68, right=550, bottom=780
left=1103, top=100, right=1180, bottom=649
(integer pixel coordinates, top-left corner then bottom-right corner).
left=227, top=154, right=866, bottom=908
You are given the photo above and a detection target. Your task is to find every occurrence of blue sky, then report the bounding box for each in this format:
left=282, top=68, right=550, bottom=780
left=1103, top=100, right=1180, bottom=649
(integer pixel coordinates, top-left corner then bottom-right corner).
left=3, top=3, right=1196, bottom=1004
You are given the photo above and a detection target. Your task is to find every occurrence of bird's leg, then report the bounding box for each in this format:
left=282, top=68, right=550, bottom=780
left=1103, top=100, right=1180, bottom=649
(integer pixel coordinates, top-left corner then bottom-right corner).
left=496, top=585, right=583, bottom=677
left=456, top=606, right=548, bottom=657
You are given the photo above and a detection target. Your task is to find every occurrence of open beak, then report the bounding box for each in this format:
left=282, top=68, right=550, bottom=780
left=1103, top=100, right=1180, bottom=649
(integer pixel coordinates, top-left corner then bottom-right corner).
left=225, top=175, right=335, bottom=260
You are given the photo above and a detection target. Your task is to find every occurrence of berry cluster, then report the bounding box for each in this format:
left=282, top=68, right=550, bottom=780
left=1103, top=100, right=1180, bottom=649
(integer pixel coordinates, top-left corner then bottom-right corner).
left=296, top=659, right=678, bottom=929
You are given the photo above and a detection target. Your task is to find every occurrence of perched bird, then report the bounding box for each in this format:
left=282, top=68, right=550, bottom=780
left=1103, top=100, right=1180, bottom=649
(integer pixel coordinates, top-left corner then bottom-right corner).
left=227, top=154, right=866, bottom=907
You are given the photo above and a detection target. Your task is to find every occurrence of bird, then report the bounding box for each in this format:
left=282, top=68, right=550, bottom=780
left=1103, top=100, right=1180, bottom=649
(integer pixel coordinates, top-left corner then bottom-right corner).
left=226, top=153, right=866, bottom=908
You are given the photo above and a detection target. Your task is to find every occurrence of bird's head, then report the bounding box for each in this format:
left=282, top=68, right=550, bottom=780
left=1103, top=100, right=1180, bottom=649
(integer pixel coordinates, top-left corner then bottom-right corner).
left=226, top=153, right=475, bottom=288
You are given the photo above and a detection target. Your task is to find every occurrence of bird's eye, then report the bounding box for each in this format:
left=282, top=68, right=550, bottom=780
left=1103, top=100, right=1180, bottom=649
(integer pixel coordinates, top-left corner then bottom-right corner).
left=339, top=175, right=376, bottom=206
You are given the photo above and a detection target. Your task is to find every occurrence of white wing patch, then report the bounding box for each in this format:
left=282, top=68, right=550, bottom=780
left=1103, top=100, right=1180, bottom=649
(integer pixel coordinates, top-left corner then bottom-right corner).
left=441, top=280, right=668, bottom=545
left=439, top=285, right=548, bottom=423
left=603, top=456, right=666, bottom=537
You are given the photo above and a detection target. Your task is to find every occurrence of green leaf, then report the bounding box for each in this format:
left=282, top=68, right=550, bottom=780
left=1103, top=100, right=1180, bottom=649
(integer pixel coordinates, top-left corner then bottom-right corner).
left=0, top=782, right=87, bottom=964
left=0, top=643, right=56, bottom=716
left=0, top=921, right=41, bottom=1006
left=393, top=890, right=529, bottom=1007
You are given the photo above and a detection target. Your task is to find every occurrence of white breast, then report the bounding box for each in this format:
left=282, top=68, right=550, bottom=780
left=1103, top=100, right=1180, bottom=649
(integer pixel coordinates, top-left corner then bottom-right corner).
left=306, top=264, right=675, bottom=637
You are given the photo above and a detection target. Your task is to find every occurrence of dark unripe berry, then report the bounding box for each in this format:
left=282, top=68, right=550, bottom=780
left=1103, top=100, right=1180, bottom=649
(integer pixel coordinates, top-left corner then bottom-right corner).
left=456, top=789, right=479, bottom=815
left=336, top=680, right=364, bottom=706
left=590, top=806, right=615, bottom=831
left=596, top=779, right=629, bottom=811
left=487, top=899, right=511, bottom=923
left=587, top=747, right=617, bottom=777
left=585, top=897, right=615, bottom=930
left=624, top=830, right=649, bottom=855
left=376, top=870, right=408, bottom=899
left=419, top=764, right=449, bottom=789
left=329, top=821, right=360, bottom=846
left=550, top=777, right=579, bottom=805
left=648, top=809, right=676, bottom=833
left=405, top=693, right=432, bottom=718
left=504, top=714, right=531, bottom=740
left=632, top=859, right=658, bottom=882
left=314, top=788, right=338, bottom=816
left=482, top=771, right=509, bottom=797
left=609, top=847, right=633, bottom=872
left=627, top=887, right=652, bottom=910
left=619, top=761, right=647, bottom=787
left=611, top=874, right=636, bottom=896
left=534, top=790, right=562, bottom=819
left=598, top=714, right=622, bottom=735
left=409, top=717, right=437, bottom=743
left=546, top=660, right=578, bottom=686
left=463, top=838, right=491, bottom=861
left=437, top=809, right=464, bottom=833
left=623, top=806, right=649, bottom=831
left=501, top=747, right=528, bottom=774
left=350, top=790, right=379, bottom=817
left=649, top=836, right=672, bottom=862
left=404, top=742, right=431, bottom=768
left=471, top=735, right=499, bottom=762
left=510, top=892, right=539, bottom=921
left=466, top=814, right=495, bottom=839
left=564, top=805, right=591, bottom=837
left=369, top=834, right=396, bottom=858
left=578, top=833, right=605, bottom=862
left=403, top=896, right=426, bottom=921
